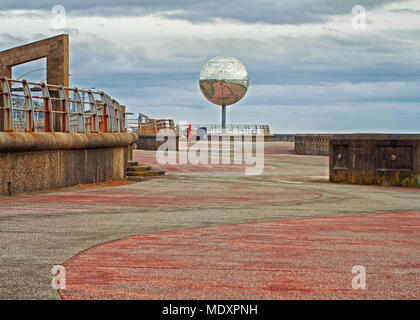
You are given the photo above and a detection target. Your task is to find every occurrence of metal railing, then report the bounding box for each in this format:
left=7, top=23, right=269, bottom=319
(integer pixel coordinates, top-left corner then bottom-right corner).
left=125, top=120, right=270, bottom=135
left=188, top=124, right=270, bottom=135
left=0, top=76, right=125, bottom=133
left=126, top=118, right=175, bottom=134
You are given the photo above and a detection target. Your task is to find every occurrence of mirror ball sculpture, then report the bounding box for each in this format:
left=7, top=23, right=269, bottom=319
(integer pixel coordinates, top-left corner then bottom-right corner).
left=199, top=56, right=249, bottom=130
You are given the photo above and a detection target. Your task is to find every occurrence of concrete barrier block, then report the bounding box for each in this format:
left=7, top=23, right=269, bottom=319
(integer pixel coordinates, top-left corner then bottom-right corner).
left=329, top=134, right=420, bottom=187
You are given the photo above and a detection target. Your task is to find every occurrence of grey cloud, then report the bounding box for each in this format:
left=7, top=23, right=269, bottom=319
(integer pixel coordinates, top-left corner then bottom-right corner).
left=0, top=33, right=27, bottom=44
left=390, top=8, right=420, bottom=14
left=62, top=26, right=420, bottom=102
left=0, top=10, right=46, bottom=19
left=247, top=81, right=420, bottom=106
left=0, top=33, right=51, bottom=50
left=0, top=0, right=407, bottom=24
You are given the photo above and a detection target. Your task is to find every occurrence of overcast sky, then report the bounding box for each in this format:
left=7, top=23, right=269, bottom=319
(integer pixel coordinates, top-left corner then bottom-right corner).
left=1, top=0, right=419, bottom=133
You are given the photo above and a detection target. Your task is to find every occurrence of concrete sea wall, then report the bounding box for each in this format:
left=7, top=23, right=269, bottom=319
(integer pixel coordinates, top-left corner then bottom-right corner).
left=272, top=134, right=295, bottom=142
left=136, top=133, right=180, bottom=151
left=295, top=134, right=332, bottom=156
left=135, top=133, right=274, bottom=150
left=0, top=132, right=137, bottom=196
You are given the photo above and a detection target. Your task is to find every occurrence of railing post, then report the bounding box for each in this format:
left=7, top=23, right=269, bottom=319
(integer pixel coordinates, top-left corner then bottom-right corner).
left=105, top=94, right=115, bottom=132
left=112, top=99, right=123, bottom=132
left=88, top=90, right=98, bottom=133
left=99, top=92, right=109, bottom=133
left=41, top=83, right=53, bottom=132
left=73, top=89, right=85, bottom=133
left=21, top=80, right=35, bottom=132
left=59, top=85, right=70, bottom=132
left=0, top=76, right=14, bottom=132
left=108, top=95, right=117, bottom=132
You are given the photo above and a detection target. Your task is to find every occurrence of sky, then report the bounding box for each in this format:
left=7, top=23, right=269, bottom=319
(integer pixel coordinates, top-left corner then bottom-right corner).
left=0, top=0, right=419, bottom=133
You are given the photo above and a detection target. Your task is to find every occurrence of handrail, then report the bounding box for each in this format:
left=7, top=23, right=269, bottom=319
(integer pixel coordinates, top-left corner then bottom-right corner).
left=0, top=76, right=125, bottom=133
left=187, top=123, right=270, bottom=135
left=126, top=118, right=175, bottom=134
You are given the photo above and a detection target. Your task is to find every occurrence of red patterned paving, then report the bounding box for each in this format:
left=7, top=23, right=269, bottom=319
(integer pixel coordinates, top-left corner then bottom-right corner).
left=133, top=150, right=275, bottom=173
left=0, top=180, right=320, bottom=214
left=59, top=212, right=420, bottom=300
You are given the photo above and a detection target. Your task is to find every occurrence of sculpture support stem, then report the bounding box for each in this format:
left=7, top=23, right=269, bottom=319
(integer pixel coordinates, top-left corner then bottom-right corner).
left=222, top=104, right=226, bottom=131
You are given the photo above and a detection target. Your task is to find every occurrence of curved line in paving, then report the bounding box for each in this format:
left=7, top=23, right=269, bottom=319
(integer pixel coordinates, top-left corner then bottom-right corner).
left=59, top=212, right=420, bottom=300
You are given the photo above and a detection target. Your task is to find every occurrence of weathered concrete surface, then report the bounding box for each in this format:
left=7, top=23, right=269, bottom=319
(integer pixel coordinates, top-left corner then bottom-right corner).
left=59, top=212, right=420, bottom=300
left=0, top=132, right=138, bottom=152
left=330, top=134, right=420, bottom=187
left=0, top=142, right=419, bottom=299
left=0, top=132, right=137, bottom=196
left=295, top=134, right=331, bottom=156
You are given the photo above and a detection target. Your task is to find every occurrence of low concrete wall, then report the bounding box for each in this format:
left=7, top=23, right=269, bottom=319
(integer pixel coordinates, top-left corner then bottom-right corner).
left=0, top=132, right=137, bottom=196
left=329, top=134, right=420, bottom=187
left=136, top=134, right=180, bottom=151
left=272, top=134, right=295, bottom=142
left=295, top=134, right=332, bottom=156
left=136, top=133, right=273, bottom=150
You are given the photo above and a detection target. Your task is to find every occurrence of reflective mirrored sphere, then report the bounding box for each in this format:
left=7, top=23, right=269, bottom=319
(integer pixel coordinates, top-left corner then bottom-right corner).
left=199, top=56, right=249, bottom=106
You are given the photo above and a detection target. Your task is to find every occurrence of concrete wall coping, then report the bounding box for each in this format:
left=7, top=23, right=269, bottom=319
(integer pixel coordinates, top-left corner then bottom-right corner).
left=330, top=134, right=420, bottom=141
left=296, top=134, right=333, bottom=137
left=0, top=132, right=138, bottom=152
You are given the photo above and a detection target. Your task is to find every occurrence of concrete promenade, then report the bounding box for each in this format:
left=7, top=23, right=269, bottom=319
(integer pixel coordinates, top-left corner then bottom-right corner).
left=0, top=142, right=419, bottom=299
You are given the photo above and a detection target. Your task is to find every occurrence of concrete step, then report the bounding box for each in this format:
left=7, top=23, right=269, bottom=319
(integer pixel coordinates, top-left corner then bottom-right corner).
left=127, top=165, right=152, bottom=172
left=127, top=160, right=139, bottom=167
left=126, top=176, right=144, bottom=182
left=126, top=170, right=165, bottom=177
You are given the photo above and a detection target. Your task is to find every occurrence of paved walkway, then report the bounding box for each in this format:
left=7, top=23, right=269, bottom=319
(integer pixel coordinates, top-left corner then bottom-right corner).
left=60, top=212, right=419, bottom=299
left=0, top=142, right=419, bottom=299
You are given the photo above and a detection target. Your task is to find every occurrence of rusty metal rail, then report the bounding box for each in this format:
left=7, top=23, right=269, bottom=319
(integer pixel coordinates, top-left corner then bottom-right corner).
left=0, top=76, right=125, bottom=133
left=126, top=118, right=175, bottom=134
left=140, top=119, right=175, bottom=134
